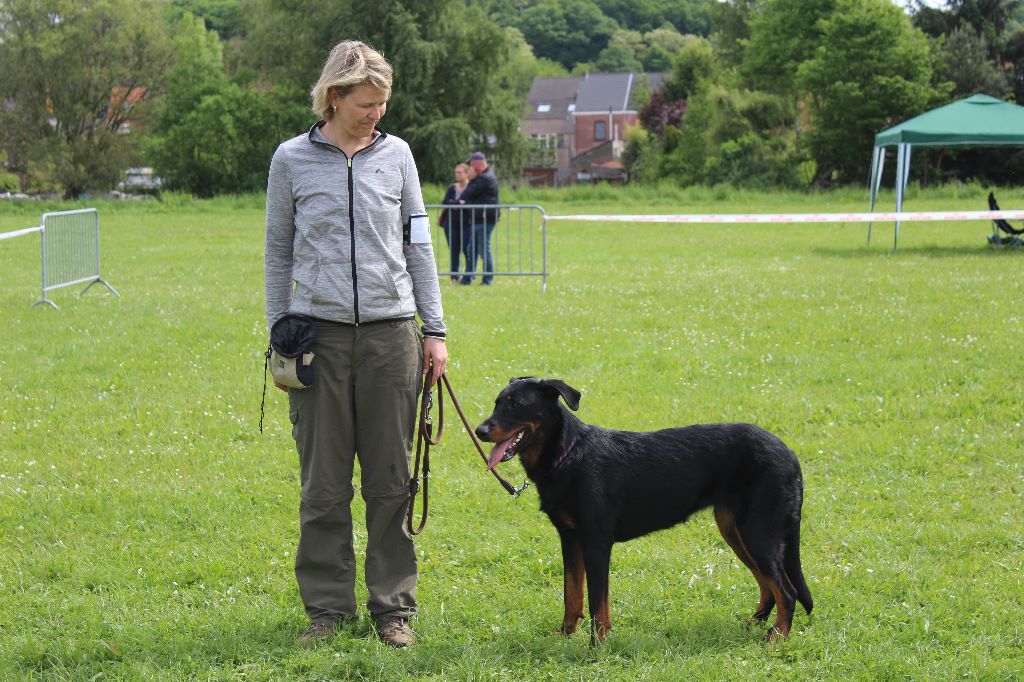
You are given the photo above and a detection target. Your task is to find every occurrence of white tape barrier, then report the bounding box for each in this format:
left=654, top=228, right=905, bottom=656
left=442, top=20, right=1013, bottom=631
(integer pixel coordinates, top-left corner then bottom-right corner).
left=545, top=210, right=1024, bottom=224
left=0, top=225, right=42, bottom=240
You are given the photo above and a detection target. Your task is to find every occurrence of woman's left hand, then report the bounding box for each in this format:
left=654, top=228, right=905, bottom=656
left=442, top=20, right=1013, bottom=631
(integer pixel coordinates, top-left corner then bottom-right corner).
left=422, top=337, right=448, bottom=387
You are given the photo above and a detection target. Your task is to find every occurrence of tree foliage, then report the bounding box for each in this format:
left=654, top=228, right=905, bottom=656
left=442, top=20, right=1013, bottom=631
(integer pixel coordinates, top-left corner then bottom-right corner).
left=739, top=0, right=836, bottom=94
left=514, top=0, right=619, bottom=70
left=143, top=13, right=308, bottom=196
left=170, top=0, right=244, bottom=39
left=798, top=0, right=940, bottom=183
left=0, top=0, right=174, bottom=196
left=4, top=0, right=1023, bottom=194
left=934, top=25, right=1013, bottom=98
left=911, top=0, right=1023, bottom=100
left=663, top=36, right=718, bottom=101
left=239, top=0, right=531, bottom=183
left=593, top=0, right=710, bottom=35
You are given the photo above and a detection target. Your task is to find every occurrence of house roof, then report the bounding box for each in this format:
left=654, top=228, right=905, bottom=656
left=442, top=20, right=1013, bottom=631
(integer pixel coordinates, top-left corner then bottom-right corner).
left=525, top=72, right=668, bottom=119
left=525, top=77, right=582, bottom=120
left=574, top=72, right=667, bottom=114
left=575, top=73, right=633, bottom=112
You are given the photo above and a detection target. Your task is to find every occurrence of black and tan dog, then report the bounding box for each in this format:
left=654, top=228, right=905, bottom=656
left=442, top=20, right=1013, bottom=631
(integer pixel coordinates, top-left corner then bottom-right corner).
left=475, top=377, right=813, bottom=645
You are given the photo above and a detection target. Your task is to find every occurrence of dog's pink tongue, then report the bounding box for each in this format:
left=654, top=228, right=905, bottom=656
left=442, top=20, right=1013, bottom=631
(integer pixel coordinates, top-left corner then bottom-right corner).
left=486, top=437, right=515, bottom=470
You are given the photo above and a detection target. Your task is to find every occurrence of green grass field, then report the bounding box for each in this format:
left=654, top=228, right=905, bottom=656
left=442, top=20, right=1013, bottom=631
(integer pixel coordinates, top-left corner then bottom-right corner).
left=1, top=186, right=1022, bottom=680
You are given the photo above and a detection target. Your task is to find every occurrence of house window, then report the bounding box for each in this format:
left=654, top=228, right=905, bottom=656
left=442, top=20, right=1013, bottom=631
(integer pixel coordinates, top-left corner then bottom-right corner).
left=528, top=134, right=557, bottom=167
left=594, top=120, right=607, bottom=141
left=536, top=103, right=551, bottom=113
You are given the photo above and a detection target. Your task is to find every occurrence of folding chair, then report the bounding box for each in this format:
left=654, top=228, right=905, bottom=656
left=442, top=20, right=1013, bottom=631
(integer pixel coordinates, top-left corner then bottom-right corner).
left=987, top=192, right=1024, bottom=247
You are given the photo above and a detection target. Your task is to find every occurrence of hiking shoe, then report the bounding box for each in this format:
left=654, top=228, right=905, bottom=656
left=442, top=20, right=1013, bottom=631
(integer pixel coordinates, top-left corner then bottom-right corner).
left=376, top=617, right=416, bottom=648
left=295, top=620, right=335, bottom=646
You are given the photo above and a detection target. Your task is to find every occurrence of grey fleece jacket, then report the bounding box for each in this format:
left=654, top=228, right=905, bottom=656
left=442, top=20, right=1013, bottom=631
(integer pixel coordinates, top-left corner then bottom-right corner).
left=265, top=122, right=445, bottom=337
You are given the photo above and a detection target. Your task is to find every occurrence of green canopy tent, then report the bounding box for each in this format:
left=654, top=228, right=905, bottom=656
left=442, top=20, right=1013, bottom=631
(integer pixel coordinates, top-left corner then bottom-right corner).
left=868, top=94, right=1024, bottom=249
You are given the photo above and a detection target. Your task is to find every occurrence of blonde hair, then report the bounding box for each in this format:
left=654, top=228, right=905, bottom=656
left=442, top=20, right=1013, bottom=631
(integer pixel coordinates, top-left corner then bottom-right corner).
left=310, top=41, right=393, bottom=121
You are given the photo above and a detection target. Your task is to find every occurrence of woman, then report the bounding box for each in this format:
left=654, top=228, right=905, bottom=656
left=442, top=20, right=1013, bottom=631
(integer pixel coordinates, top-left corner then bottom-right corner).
left=438, top=163, right=470, bottom=283
left=265, top=40, right=447, bottom=649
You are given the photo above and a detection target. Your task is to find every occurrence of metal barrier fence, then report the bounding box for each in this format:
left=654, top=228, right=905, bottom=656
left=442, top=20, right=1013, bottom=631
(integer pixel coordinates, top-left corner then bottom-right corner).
left=0, top=208, right=120, bottom=309
left=424, top=204, right=547, bottom=290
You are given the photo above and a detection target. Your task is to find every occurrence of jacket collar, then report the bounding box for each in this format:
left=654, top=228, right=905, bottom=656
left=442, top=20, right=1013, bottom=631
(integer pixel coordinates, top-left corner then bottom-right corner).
left=307, top=120, right=388, bottom=150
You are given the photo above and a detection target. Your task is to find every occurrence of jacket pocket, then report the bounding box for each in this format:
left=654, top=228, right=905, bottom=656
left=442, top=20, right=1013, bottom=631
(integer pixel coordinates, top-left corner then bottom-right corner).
left=311, top=259, right=352, bottom=307
left=357, top=262, right=401, bottom=309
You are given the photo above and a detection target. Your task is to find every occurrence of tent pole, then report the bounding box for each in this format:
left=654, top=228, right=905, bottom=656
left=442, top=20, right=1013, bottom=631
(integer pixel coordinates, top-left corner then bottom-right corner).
left=867, top=146, right=885, bottom=245
left=894, top=143, right=911, bottom=252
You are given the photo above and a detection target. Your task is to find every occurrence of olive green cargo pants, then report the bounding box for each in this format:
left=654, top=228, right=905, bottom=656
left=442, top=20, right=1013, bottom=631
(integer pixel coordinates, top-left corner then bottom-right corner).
left=288, top=318, right=422, bottom=624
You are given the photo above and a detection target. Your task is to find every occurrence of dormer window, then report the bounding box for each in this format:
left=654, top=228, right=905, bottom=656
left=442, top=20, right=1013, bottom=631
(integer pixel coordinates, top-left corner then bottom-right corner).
left=536, top=103, right=551, bottom=113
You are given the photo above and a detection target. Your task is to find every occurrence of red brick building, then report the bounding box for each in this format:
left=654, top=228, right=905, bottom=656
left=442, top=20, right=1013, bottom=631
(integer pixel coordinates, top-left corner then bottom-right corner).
left=522, top=72, right=665, bottom=185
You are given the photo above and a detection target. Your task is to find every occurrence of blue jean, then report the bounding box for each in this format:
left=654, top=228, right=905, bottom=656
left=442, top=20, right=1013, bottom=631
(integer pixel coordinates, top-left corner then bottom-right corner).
left=462, top=219, right=496, bottom=285
left=442, top=218, right=469, bottom=277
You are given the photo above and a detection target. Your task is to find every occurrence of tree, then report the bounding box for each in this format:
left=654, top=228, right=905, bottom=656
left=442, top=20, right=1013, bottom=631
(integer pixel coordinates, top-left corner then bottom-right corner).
left=1007, top=25, right=1024, bottom=102
left=934, top=25, right=1013, bottom=97
left=621, top=124, right=659, bottom=182
left=638, top=89, right=687, bottom=139
left=0, top=0, right=174, bottom=196
left=662, top=36, right=718, bottom=101
left=515, top=0, right=619, bottom=70
left=595, top=0, right=711, bottom=35
left=242, top=0, right=528, bottom=183
left=945, top=0, right=1022, bottom=55
left=911, top=0, right=1023, bottom=100
left=595, top=42, right=644, bottom=72
left=740, top=0, right=836, bottom=94
left=144, top=13, right=308, bottom=195
left=642, top=26, right=688, bottom=71
left=170, top=0, right=244, bottom=40
left=797, top=0, right=941, bottom=183
left=710, top=0, right=756, bottom=69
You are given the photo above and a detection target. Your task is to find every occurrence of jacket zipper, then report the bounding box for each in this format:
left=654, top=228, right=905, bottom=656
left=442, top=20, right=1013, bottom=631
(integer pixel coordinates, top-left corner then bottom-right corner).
left=311, top=127, right=384, bottom=326
left=346, top=156, right=359, bottom=324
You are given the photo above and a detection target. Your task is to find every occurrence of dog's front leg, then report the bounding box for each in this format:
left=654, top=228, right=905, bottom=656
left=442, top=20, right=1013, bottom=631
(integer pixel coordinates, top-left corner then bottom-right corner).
left=557, top=527, right=585, bottom=635
left=582, top=540, right=613, bottom=645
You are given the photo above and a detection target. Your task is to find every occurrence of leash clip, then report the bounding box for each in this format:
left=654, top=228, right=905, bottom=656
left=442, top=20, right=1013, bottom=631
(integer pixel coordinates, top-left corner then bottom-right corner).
left=511, top=480, right=530, bottom=498
left=423, top=390, right=433, bottom=422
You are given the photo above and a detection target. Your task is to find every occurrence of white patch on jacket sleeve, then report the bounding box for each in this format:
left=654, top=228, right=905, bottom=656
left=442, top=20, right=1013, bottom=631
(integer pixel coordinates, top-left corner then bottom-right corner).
left=410, top=215, right=430, bottom=243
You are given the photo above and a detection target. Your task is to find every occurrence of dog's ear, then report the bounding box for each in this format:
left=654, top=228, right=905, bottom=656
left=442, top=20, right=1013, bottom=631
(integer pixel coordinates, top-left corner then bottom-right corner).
left=540, top=379, right=581, bottom=411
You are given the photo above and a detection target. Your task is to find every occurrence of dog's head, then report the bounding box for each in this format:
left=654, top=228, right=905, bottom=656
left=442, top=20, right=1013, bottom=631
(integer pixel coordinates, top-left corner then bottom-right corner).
left=475, top=377, right=580, bottom=471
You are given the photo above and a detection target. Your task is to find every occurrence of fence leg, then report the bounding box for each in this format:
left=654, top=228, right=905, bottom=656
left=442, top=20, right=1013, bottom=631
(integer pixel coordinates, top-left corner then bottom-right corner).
left=80, top=278, right=120, bottom=298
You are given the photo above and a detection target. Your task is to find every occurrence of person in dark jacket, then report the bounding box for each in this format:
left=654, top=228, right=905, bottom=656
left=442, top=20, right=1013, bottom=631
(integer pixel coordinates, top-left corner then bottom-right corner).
left=438, top=163, right=470, bottom=283
left=458, top=151, right=500, bottom=285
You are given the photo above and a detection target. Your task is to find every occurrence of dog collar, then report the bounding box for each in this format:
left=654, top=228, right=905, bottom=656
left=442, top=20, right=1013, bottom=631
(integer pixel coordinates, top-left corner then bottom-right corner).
left=552, top=435, right=578, bottom=469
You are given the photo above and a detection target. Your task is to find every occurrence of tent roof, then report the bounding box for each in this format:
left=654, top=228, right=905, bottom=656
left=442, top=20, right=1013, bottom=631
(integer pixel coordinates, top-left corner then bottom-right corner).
left=874, top=94, right=1024, bottom=147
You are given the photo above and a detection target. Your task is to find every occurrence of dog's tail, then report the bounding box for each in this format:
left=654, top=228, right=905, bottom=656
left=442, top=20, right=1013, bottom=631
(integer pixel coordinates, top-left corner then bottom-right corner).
left=784, top=526, right=813, bottom=615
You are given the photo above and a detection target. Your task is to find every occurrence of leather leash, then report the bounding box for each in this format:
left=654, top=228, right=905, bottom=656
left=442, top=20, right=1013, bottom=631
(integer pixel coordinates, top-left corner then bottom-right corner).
left=407, top=372, right=529, bottom=536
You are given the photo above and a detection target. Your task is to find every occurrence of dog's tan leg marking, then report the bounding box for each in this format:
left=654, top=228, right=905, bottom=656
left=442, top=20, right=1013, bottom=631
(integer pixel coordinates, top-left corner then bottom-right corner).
left=764, top=577, right=792, bottom=640
left=593, top=587, right=612, bottom=642
left=561, top=541, right=585, bottom=634
left=715, top=508, right=775, bottom=620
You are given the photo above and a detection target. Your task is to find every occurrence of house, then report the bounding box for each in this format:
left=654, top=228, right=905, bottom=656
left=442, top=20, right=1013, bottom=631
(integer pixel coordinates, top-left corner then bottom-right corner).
left=522, top=72, right=665, bottom=185
left=107, top=86, right=148, bottom=134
